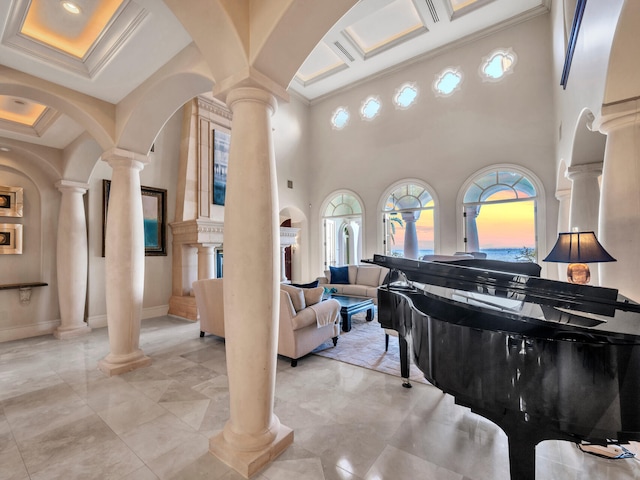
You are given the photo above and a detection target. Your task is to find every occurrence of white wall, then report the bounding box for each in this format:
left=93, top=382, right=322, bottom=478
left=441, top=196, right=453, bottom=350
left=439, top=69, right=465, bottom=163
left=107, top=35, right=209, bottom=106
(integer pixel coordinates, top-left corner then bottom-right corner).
left=306, top=13, right=557, bottom=278
left=0, top=167, right=60, bottom=341
left=274, top=95, right=312, bottom=283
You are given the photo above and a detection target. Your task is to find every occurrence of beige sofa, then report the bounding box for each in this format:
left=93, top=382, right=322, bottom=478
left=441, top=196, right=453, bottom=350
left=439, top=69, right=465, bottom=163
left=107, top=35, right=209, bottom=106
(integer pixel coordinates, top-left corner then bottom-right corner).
left=317, top=264, right=389, bottom=304
left=192, top=278, right=340, bottom=367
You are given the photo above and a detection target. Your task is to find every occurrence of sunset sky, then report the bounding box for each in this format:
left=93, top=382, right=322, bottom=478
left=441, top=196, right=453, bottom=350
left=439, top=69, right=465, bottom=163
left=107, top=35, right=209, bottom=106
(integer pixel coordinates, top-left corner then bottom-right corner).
left=389, top=197, right=535, bottom=252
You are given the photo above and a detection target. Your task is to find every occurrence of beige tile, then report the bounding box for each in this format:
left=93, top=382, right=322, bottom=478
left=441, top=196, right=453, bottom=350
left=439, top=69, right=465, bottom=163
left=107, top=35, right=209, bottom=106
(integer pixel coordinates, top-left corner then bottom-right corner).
left=120, top=412, right=206, bottom=463
left=364, top=445, right=463, bottom=480
left=18, top=414, right=143, bottom=479
left=0, top=442, right=30, bottom=480
left=96, top=394, right=168, bottom=435
left=2, top=382, right=94, bottom=443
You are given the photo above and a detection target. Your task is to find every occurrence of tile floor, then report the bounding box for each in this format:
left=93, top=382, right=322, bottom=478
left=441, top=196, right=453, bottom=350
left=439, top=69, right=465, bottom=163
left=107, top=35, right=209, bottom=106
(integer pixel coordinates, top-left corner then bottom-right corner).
left=1, top=316, right=640, bottom=480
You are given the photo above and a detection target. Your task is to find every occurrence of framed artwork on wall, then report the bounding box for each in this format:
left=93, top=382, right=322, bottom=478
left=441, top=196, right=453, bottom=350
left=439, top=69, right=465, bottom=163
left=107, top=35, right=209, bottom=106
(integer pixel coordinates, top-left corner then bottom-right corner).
left=102, top=180, right=167, bottom=257
left=0, top=185, right=23, bottom=217
left=0, top=223, right=23, bottom=254
left=212, top=129, right=230, bottom=206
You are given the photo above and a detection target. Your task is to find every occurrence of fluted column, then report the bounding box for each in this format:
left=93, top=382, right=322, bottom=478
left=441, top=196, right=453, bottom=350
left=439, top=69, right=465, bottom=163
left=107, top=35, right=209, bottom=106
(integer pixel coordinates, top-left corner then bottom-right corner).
left=596, top=101, right=640, bottom=300
left=98, top=148, right=151, bottom=376
left=401, top=211, right=419, bottom=259
left=54, top=181, right=91, bottom=339
left=209, top=87, right=293, bottom=477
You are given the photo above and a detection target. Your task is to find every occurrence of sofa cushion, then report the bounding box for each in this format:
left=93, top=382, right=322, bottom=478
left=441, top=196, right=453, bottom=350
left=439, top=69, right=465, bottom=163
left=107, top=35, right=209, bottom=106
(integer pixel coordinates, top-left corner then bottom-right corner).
left=329, top=266, right=350, bottom=284
left=281, top=284, right=305, bottom=312
left=356, top=266, right=383, bottom=287
left=303, top=286, right=324, bottom=306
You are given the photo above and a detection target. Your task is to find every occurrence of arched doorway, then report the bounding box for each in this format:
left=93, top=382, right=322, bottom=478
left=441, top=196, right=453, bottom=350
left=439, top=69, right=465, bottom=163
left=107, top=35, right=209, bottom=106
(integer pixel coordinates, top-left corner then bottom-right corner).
left=321, top=191, right=363, bottom=268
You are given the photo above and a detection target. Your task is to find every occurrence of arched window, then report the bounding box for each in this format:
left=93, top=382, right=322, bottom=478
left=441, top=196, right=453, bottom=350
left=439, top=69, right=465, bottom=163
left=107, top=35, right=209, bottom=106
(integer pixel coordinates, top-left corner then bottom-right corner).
left=322, top=192, right=363, bottom=267
left=461, top=167, right=541, bottom=262
left=381, top=182, right=436, bottom=259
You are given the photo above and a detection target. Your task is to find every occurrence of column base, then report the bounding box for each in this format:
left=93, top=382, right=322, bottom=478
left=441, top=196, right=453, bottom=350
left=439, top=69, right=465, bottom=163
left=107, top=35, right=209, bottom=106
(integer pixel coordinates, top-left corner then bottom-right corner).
left=168, top=295, right=198, bottom=320
left=209, top=424, right=294, bottom=478
left=54, top=324, right=92, bottom=339
left=97, top=354, right=151, bottom=377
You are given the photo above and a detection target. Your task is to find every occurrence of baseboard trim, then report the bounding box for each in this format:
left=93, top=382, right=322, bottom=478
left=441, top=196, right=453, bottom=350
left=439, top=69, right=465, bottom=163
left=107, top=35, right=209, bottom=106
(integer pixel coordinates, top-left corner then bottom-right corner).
left=0, top=319, right=60, bottom=343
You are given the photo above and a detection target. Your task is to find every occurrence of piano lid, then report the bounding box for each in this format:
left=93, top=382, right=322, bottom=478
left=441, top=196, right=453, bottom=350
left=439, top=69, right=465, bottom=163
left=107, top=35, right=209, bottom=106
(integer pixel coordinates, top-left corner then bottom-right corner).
left=365, top=254, right=640, bottom=317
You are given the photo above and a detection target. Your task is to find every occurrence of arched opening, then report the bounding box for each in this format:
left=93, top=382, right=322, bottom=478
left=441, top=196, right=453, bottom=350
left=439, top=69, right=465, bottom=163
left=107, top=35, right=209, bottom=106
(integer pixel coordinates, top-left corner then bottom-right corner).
left=321, top=191, right=363, bottom=268
left=381, top=180, right=436, bottom=259
left=460, top=166, right=542, bottom=262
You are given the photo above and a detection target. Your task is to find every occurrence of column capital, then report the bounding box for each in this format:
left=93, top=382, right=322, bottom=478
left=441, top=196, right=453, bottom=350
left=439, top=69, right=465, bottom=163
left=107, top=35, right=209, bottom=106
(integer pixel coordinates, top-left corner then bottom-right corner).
left=56, top=180, right=89, bottom=194
left=101, top=147, right=149, bottom=170
left=594, top=98, right=640, bottom=134
left=212, top=66, right=289, bottom=103
left=566, top=162, right=603, bottom=180
left=226, top=87, right=278, bottom=116
left=555, top=188, right=571, bottom=201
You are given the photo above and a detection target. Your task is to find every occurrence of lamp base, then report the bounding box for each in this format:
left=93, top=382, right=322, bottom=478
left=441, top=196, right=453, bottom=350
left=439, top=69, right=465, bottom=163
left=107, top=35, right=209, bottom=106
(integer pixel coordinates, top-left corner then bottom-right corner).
left=567, top=263, right=590, bottom=284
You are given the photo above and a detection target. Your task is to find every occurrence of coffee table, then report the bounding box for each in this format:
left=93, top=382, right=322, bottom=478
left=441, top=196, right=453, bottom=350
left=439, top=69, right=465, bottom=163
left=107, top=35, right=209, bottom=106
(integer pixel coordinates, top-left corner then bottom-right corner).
left=330, top=295, right=374, bottom=332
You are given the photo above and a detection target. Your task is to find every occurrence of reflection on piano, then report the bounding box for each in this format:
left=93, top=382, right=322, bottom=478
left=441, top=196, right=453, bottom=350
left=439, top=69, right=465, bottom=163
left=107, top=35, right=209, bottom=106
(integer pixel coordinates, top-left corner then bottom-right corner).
left=367, top=254, right=640, bottom=480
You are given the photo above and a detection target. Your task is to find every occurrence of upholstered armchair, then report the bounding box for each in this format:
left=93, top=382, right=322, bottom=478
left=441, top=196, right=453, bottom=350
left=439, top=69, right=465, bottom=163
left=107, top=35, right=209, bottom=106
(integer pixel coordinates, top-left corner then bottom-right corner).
left=278, top=285, right=341, bottom=366
left=192, top=279, right=341, bottom=366
left=192, top=278, right=225, bottom=338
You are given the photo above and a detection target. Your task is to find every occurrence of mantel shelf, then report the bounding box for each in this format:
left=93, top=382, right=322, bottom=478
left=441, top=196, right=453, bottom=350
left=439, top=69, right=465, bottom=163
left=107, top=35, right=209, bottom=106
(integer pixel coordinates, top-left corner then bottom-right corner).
left=0, top=282, right=48, bottom=291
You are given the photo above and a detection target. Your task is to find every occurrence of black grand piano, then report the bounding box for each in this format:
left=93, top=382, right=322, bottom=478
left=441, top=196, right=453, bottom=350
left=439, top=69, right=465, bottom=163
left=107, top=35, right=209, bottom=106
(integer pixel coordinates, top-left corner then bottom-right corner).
left=367, top=254, right=640, bottom=480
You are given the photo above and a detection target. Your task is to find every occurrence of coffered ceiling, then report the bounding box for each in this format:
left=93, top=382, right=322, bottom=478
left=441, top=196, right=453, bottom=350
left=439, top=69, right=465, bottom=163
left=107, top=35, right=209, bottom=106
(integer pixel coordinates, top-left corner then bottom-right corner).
left=0, top=0, right=549, bottom=150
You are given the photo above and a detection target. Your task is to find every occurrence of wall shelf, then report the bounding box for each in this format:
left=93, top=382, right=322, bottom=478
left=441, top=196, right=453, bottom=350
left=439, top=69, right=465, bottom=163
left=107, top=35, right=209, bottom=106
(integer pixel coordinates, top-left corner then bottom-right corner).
left=0, top=282, right=48, bottom=304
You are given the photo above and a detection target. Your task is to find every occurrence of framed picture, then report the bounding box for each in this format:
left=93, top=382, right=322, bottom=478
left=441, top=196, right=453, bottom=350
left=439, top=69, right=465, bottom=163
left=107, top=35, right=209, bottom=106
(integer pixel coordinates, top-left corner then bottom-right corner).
left=102, top=180, right=167, bottom=256
left=0, top=223, right=23, bottom=254
left=212, top=129, right=230, bottom=206
left=0, top=185, right=24, bottom=217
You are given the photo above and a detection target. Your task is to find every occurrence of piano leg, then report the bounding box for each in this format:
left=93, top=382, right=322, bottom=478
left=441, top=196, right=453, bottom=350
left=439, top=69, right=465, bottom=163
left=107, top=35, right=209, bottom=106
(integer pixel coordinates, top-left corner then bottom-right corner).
left=507, top=433, right=537, bottom=480
left=399, top=335, right=412, bottom=388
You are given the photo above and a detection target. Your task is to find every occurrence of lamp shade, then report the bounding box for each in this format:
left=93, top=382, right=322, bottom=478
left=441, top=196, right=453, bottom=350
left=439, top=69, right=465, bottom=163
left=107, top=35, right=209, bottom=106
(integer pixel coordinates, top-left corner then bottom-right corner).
left=543, top=231, right=616, bottom=263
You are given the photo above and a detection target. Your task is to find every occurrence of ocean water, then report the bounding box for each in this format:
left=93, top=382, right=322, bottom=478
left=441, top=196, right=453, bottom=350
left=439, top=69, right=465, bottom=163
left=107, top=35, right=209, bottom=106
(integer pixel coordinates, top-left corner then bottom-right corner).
left=390, top=248, right=536, bottom=262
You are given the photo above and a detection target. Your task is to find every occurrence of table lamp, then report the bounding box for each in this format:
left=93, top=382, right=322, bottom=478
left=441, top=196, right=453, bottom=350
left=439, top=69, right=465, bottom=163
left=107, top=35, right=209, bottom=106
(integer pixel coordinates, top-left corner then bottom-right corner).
left=543, top=231, right=616, bottom=284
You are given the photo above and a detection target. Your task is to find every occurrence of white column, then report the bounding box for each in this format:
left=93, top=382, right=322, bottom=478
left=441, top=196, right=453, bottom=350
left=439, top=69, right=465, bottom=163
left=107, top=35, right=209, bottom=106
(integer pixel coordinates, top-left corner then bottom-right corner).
left=567, top=163, right=603, bottom=285
left=280, top=246, right=288, bottom=283
left=54, top=181, right=91, bottom=339
left=596, top=101, right=640, bottom=299
left=197, top=245, right=216, bottom=280
left=209, top=87, right=293, bottom=477
left=464, top=206, right=480, bottom=253
left=401, top=211, right=419, bottom=259
left=554, top=188, right=571, bottom=280
left=567, top=163, right=602, bottom=233
left=98, top=148, right=151, bottom=376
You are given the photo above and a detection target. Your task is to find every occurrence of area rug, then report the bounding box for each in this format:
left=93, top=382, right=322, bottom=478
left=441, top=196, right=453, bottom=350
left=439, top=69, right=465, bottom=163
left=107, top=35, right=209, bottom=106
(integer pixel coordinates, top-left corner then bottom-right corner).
left=312, top=312, right=428, bottom=385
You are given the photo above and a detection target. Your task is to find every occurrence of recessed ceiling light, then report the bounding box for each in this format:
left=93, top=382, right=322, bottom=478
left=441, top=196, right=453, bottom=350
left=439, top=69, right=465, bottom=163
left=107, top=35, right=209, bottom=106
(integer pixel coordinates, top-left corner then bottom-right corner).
left=61, top=1, right=81, bottom=14
left=0, top=147, right=11, bottom=152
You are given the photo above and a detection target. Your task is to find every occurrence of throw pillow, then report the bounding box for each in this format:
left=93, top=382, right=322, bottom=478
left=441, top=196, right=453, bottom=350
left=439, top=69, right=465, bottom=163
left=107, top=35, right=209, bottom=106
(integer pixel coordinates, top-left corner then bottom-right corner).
left=329, top=265, right=349, bottom=284
left=303, top=286, right=324, bottom=306
left=281, top=284, right=306, bottom=312
left=291, top=280, right=319, bottom=289
left=356, top=266, right=383, bottom=287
